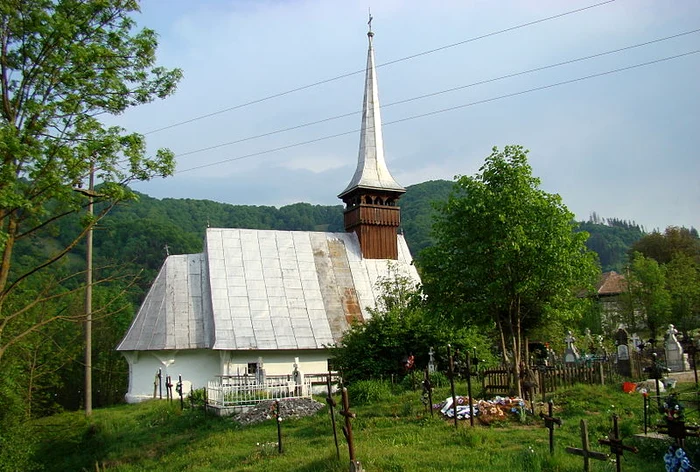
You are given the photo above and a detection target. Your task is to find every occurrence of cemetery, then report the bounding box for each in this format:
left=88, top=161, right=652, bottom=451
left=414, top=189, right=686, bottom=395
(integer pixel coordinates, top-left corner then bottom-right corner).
left=33, top=325, right=700, bottom=472
left=4, top=3, right=699, bottom=472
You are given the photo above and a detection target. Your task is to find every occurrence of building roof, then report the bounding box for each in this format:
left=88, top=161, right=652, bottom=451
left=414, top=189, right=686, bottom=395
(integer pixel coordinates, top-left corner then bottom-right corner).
left=338, top=31, right=405, bottom=199
left=117, top=228, right=420, bottom=352
left=596, top=271, right=627, bottom=296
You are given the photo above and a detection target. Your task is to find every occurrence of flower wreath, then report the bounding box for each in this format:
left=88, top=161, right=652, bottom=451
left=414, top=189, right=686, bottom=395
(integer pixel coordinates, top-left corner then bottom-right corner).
left=662, top=394, right=685, bottom=423
left=664, top=445, right=693, bottom=472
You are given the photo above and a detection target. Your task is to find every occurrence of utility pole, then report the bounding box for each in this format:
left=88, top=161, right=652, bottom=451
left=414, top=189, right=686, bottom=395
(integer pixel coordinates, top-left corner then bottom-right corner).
left=84, top=163, right=94, bottom=416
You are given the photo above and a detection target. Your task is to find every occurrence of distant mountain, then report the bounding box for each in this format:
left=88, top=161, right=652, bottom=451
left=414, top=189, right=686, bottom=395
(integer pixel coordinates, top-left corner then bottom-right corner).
left=43, top=180, right=644, bottom=294
left=577, top=217, right=645, bottom=272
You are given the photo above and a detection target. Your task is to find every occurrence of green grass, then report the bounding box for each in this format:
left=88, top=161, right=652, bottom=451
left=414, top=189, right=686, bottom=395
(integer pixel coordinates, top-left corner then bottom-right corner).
left=31, top=382, right=699, bottom=471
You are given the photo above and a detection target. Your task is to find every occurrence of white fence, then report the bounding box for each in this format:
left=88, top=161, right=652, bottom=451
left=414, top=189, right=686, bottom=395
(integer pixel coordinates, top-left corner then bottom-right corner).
left=207, top=375, right=312, bottom=408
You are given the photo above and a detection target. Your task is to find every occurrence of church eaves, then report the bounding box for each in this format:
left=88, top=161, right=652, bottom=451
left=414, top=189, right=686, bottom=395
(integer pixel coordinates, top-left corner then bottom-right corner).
left=338, top=28, right=405, bottom=199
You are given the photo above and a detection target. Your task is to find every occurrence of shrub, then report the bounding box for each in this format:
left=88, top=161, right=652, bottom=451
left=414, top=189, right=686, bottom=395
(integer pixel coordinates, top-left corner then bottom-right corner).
left=347, top=380, right=393, bottom=405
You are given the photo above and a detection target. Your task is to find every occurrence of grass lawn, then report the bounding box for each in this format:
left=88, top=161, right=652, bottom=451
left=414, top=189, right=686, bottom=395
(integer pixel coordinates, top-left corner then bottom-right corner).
left=31, top=382, right=699, bottom=471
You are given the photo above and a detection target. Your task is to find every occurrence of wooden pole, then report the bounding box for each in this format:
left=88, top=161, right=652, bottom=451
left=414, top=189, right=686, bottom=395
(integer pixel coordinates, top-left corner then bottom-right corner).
left=466, top=351, right=474, bottom=427
left=447, top=344, right=458, bottom=429
left=84, top=165, right=94, bottom=416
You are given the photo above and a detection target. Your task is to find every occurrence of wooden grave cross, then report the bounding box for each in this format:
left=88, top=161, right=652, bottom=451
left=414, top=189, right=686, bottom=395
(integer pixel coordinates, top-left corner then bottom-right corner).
left=658, top=420, right=700, bottom=448
left=326, top=372, right=340, bottom=459
left=565, top=420, right=608, bottom=472
left=598, top=414, right=637, bottom=472
left=339, top=387, right=363, bottom=472
left=539, top=400, right=562, bottom=454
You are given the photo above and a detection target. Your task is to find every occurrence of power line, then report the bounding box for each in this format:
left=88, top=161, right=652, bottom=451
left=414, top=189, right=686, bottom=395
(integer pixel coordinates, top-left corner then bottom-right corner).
left=174, top=28, right=700, bottom=159
left=144, top=0, right=617, bottom=135
left=177, top=49, right=700, bottom=174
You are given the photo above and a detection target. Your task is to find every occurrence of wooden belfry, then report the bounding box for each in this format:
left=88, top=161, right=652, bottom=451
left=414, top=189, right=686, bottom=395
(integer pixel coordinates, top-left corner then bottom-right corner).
left=338, top=21, right=406, bottom=260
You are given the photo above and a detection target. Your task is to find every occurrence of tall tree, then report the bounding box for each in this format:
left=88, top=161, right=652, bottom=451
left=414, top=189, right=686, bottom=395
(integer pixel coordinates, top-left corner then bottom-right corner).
left=624, top=253, right=671, bottom=340
left=630, top=226, right=700, bottom=265
left=419, top=145, right=599, bottom=395
left=0, top=0, right=181, bottom=365
left=666, top=252, right=700, bottom=338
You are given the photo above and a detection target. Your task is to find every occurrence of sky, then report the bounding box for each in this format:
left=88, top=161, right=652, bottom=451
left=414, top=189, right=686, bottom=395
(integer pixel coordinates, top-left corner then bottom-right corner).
left=113, top=0, right=700, bottom=232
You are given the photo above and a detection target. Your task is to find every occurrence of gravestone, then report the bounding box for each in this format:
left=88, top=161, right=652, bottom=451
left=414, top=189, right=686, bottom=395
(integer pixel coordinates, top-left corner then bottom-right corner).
left=614, top=326, right=631, bottom=377
left=564, top=331, right=580, bottom=364
left=665, top=324, right=687, bottom=372
left=292, top=357, right=305, bottom=396
left=428, top=347, right=436, bottom=373
left=630, top=333, right=642, bottom=353
left=584, top=328, right=595, bottom=356
left=256, top=356, right=266, bottom=384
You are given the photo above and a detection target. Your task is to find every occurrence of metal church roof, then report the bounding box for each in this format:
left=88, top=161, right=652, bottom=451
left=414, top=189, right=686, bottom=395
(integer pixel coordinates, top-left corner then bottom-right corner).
left=338, top=31, right=405, bottom=199
left=117, top=228, right=420, bottom=352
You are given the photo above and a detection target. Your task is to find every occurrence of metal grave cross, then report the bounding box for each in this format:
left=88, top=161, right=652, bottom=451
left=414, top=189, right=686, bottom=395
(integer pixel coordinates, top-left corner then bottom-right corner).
left=339, top=387, right=363, bottom=472
left=565, top=420, right=608, bottom=472
left=598, top=415, right=637, bottom=472
left=539, top=400, right=562, bottom=454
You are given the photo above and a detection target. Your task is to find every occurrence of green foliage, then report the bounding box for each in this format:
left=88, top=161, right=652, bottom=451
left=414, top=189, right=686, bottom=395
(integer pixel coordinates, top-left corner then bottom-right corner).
left=0, top=0, right=181, bottom=438
left=30, top=383, right=686, bottom=472
left=630, top=226, right=700, bottom=265
left=347, top=380, right=394, bottom=405
left=399, top=179, right=453, bottom=255
left=330, top=266, right=493, bottom=384
left=624, top=252, right=672, bottom=338
left=425, top=370, right=449, bottom=388
left=577, top=216, right=645, bottom=271
left=0, top=368, right=39, bottom=471
left=419, top=145, right=600, bottom=390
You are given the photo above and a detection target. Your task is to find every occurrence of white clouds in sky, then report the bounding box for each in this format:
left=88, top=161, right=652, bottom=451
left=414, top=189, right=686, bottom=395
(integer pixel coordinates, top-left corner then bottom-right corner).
left=124, top=0, right=700, bottom=231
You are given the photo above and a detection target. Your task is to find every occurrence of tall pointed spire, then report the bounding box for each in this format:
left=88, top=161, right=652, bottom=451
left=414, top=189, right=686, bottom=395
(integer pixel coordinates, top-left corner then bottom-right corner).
left=338, top=23, right=405, bottom=199
left=339, top=22, right=405, bottom=260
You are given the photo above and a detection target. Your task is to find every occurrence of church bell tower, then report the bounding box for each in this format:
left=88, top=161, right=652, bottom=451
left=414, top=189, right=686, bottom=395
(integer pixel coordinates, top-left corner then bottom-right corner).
left=338, top=23, right=405, bottom=260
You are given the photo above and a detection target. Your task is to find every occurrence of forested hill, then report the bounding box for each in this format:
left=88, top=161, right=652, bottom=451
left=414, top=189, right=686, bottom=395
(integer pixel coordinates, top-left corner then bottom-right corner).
left=90, top=179, right=644, bottom=276
left=90, top=180, right=454, bottom=280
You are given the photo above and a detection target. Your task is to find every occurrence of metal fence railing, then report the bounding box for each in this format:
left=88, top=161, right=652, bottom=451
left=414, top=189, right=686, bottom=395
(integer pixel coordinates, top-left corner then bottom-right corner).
left=206, top=375, right=312, bottom=408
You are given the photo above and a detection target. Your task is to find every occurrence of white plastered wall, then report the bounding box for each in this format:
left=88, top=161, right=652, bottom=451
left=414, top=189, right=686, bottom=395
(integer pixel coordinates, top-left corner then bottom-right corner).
left=123, top=349, right=331, bottom=403
left=122, top=349, right=219, bottom=403
left=221, top=349, right=331, bottom=376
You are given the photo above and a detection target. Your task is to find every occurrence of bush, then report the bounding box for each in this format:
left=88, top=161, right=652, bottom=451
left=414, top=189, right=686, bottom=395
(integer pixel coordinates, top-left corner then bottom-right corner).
left=347, top=380, right=393, bottom=405
left=426, top=371, right=449, bottom=388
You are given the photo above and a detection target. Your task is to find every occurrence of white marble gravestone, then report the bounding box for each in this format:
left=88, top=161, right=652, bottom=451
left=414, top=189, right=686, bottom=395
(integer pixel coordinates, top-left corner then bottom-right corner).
left=564, top=331, right=580, bottom=364
left=428, top=347, right=436, bottom=373
left=664, top=325, right=686, bottom=372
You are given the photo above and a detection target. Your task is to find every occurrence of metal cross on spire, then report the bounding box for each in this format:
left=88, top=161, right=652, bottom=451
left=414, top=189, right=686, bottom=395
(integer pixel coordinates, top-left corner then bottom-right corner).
left=368, top=9, right=373, bottom=33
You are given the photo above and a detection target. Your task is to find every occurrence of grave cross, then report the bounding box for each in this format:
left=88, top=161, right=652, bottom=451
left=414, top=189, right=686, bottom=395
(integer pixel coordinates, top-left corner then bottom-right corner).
left=428, top=346, right=436, bottom=373
left=539, top=400, right=562, bottom=454
left=339, top=387, right=363, bottom=472
left=165, top=375, right=173, bottom=401
left=658, top=420, right=700, bottom=449
left=565, top=420, right=608, bottom=472
left=326, top=372, right=340, bottom=459
left=598, top=414, right=637, bottom=472
left=272, top=400, right=283, bottom=454
left=422, top=367, right=434, bottom=418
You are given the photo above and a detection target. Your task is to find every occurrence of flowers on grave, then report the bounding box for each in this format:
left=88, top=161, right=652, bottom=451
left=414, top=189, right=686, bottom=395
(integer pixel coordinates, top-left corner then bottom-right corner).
left=661, top=394, right=684, bottom=423
left=664, top=445, right=693, bottom=472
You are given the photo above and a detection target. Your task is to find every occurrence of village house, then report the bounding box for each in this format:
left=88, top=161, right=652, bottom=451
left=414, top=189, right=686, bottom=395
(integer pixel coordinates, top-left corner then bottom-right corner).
left=595, top=270, right=628, bottom=331
left=116, top=27, right=420, bottom=402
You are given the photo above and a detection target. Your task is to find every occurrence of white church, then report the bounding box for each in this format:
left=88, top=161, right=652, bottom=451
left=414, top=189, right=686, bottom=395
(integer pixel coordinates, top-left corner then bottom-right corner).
left=117, top=27, right=421, bottom=402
